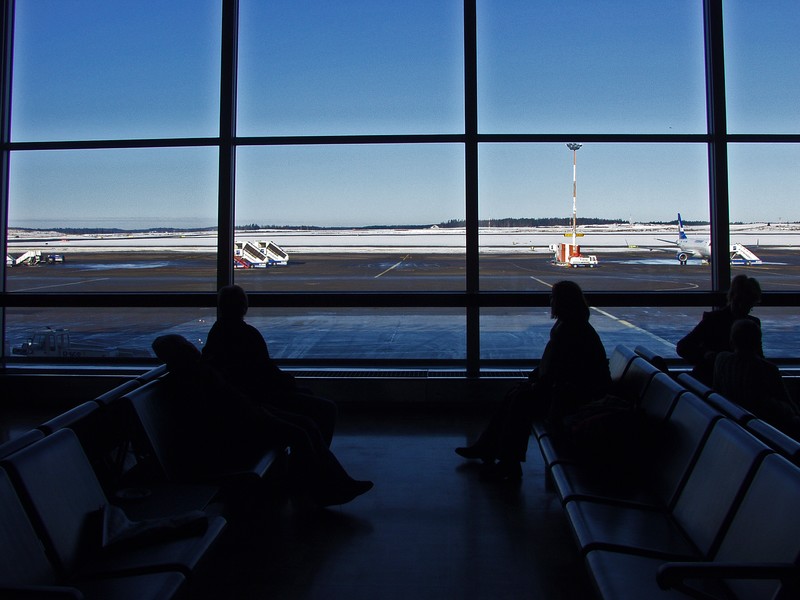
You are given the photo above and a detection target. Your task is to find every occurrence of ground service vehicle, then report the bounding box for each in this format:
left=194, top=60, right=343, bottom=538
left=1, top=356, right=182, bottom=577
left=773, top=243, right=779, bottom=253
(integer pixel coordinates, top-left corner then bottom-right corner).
left=12, top=328, right=146, bottom=358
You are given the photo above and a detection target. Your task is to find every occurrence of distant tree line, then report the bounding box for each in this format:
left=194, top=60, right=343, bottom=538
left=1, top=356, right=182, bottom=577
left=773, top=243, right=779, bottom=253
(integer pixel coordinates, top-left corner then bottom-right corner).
left=437, top=217, right=630, bottom=228
left=14, top=217, right=787, bottom=236
left=9, top=226, right=217, bottom=235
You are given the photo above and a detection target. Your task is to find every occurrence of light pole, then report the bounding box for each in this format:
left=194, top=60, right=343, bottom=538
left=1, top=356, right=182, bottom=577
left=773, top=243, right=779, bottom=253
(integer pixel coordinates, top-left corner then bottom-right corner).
left=566, top=143, right=582, bottom=249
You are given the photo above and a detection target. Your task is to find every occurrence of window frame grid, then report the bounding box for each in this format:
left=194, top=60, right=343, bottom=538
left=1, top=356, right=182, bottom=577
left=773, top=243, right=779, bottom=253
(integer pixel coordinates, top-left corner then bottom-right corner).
left=2, top=0, right=800, bottom=374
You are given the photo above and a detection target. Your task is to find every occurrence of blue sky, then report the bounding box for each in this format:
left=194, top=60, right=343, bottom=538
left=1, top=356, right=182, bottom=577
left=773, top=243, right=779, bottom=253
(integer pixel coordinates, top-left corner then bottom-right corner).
left=6, top=0, right=800, bottom=229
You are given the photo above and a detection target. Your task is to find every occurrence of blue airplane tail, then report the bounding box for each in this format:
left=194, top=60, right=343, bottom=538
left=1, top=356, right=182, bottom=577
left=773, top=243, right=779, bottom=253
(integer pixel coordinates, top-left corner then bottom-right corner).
left=677, top=213, right=687, bottom=240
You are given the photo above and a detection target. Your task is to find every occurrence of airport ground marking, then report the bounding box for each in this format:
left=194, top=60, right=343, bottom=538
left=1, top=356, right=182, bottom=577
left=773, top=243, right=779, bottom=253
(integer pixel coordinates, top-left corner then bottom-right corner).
left=529, top=276, right=553, bottom=288
left=591, top=306, right=675, bottom=348
left=528, top=276, right=674, bottom=349
left=13, top=278, right=111, bottom=292
left=375, top=254, right=411, bottom=279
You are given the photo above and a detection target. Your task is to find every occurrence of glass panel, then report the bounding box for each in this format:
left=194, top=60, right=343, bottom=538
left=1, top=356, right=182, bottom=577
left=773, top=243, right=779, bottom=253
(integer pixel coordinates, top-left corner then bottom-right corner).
left=4, top=306, right=466, bottom=363
left=12, top=0, right=221, bottom=141
left=724, top=0, right=800, bottom=134
left=728, top=143, right=800, bottom=290
left=481, top=306, right=688, bottom=361
left=753, top=307, right=800, bottom=360
left=477, top=0, right=706, bottom=134
left=478, top=143, right=710, bottom=291
left=238, top=0, right=464, bottom=135
left=6, top=148, right=219, bottom=292
left=235, top=144, right=465, bottom=292
left=4, top=307, right=215, bottom=360
left=245, top=308, right=465, bottom=361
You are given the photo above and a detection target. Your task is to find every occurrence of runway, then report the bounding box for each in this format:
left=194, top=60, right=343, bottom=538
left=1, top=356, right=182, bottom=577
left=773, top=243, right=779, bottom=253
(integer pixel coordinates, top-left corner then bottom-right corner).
left=6, top=248, right=800, bottom=362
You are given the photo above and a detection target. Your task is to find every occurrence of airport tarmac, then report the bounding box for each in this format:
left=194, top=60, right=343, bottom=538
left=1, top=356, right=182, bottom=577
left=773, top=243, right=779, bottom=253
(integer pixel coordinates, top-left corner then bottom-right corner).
left=5, top=248, right=800, bottom=362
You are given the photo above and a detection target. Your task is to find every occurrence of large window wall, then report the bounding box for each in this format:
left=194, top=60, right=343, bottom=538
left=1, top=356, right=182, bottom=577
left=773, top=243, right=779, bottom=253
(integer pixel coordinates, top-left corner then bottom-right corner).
left=2, top=0, right=799, bottom=374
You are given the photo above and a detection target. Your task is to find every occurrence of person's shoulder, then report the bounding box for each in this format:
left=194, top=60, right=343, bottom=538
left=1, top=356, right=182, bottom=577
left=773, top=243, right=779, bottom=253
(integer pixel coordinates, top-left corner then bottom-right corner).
left=702, top=307, right=727, bottom=321
left=715, top=349, right=735, bottom=362
left=714, top=350, right=737, bottom=372
left=754, top=354, right=780, bottom=373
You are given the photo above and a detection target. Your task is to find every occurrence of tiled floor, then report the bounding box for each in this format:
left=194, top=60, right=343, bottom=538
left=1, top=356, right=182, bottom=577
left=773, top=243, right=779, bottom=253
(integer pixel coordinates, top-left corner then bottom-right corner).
left=193, top=407, right=597, bottom=600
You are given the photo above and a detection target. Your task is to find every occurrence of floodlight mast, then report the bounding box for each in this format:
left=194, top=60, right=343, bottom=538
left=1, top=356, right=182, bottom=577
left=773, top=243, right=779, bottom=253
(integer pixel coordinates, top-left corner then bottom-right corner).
left=566, top=143, right=582, bottom=246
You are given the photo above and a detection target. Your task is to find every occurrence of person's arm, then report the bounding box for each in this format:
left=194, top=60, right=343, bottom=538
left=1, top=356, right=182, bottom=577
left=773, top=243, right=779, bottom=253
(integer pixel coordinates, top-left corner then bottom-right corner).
left=201, top=322, right=220, bottom=359
left=676, top=315, right=711, bottom=365
left=752, top=316, right=765, bottom=358
left=535, top=321, right=571, bottom=388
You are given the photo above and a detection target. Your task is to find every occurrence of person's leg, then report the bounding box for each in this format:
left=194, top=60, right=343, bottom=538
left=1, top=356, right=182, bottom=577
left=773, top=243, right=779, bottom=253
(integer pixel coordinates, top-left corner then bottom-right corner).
left=456, top=383, right=530, bottom=460
left=269, top=391, right=338, bottom=447
left=481, top=384, right=549, bottom=481
left=262, top=410, right=371, bottom=506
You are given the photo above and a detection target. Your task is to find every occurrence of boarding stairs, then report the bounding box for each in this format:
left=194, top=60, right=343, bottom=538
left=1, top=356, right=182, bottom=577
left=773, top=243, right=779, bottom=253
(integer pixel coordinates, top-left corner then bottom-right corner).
left=729, top=243, right=762, bottom=265
left=233, top=240, right=289, bottom=268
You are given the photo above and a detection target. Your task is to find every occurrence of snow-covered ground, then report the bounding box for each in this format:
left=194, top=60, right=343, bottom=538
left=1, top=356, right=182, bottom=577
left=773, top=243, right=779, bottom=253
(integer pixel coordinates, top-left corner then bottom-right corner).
left=7, top=222, right=800, bottom=255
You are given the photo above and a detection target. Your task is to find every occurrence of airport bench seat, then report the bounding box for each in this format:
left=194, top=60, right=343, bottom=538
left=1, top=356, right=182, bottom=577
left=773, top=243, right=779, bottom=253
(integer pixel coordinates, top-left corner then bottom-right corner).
left=746, top=417, right=800, bottom=464
left=676, top=372, right=713, bottom=400
left=678, top=372, right=756, bottom=423
left=586, top=453, right=800, bottom=600
left=0, top=466, right=186, bottom=600
left=608, top=344, right=639, bottom=383
left=636, top=371, right=686, bottom=421
left=539, top=370, right=686, bottom=504
left=706, top=391, right=755, bottom=425
left=122, top=373, right=283, bottom=482
left=564, top=418, right=771, bottom=559
left=614, top=355, right=661, bottom=403
left=1, top=428, right=227, bottom=582
left=118, top=370, right=286, bottom=518
left=634, top=344, right=670, bottom=373
left=534, top=345, right=654, bottom=484
left=0, top=427, right=44, bottom=459
left=550, top=392, right=720, bottom=508
left=534, top=345, right=800, bottom=600
left=34, top=392, right=217, bottom=522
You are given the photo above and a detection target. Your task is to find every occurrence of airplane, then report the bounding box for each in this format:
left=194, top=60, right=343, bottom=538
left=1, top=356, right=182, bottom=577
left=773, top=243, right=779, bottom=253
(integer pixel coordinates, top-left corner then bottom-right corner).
left=655, top=213, right=762, bottom=266
left=656, top=213, right=711, bottom=264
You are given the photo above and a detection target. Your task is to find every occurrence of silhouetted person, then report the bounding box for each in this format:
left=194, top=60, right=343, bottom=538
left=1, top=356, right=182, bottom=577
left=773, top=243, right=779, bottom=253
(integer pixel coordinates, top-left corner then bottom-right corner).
left=456, top=280, right=611, bottom=481
left=153, top=334, right=373, bottom=507
left=203, top=284, right=337, bottom=446
left=677, top=274, right=762, bottom=386
left=714, top=319, right=800, bottom=439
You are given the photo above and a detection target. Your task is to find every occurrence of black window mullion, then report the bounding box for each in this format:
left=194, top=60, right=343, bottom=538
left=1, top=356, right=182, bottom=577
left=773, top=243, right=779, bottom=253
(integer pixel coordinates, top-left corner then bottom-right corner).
left=704, top=0, right=731, bottom=296
left=217, top=0, right=239, bottom=292
left=464, top=0, right=479, bottom=377
left=0, top=0, right=14, bottom=360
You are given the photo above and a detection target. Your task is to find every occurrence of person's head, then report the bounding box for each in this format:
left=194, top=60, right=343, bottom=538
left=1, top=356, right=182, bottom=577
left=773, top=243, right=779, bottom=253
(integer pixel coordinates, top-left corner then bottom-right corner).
left=217, top=284, right=248, bottom=320
left=152, top=334, right=202, bottom=372
left=728, top=275, right=761, bottom=318
left=550, top=280, right=590, bottom=321
left=730, top=318, right=762, bottom=355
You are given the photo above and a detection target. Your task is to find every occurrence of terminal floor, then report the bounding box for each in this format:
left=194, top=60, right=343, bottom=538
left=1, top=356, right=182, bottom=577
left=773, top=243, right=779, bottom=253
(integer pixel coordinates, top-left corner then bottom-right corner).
left=2, top=404, right=597, bottom=600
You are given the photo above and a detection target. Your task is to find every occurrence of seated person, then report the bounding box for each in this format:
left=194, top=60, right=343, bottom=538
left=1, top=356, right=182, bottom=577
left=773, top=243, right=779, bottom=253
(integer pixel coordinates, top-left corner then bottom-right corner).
left=202, top=284, right=337, bottom=446
left=153, top=334, right=372, bottom=507
left=677, top=274, right=762, bottom=386
left=455, top=281, right=611, bottom=481
left=714, top=319, right=800, bottom=440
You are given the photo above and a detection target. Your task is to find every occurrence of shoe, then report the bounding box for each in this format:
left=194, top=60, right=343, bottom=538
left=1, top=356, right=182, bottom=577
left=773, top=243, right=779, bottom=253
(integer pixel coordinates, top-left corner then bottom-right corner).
left=455, top=444, right=493, bottom=461
left=480, top=460, right=522, bottom=483
left=315, top=479, right=374, bottom=507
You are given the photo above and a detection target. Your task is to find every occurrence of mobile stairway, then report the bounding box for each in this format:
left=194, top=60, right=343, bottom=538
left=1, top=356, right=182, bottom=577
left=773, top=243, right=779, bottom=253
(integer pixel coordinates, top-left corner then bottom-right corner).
left=730, top=243, right=762, bottom=265
left=234, top=240, right=289, bottom=268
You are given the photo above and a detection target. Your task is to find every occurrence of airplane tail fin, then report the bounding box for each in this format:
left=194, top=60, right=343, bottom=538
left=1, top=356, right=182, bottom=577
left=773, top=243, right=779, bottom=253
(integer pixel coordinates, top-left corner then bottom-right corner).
left=677, top=213, right=687, bottom=240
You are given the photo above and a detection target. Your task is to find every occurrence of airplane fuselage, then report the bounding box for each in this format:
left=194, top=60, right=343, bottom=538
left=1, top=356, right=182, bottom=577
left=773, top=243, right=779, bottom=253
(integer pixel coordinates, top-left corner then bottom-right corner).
left=677, top=237, right=711, bottom=263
